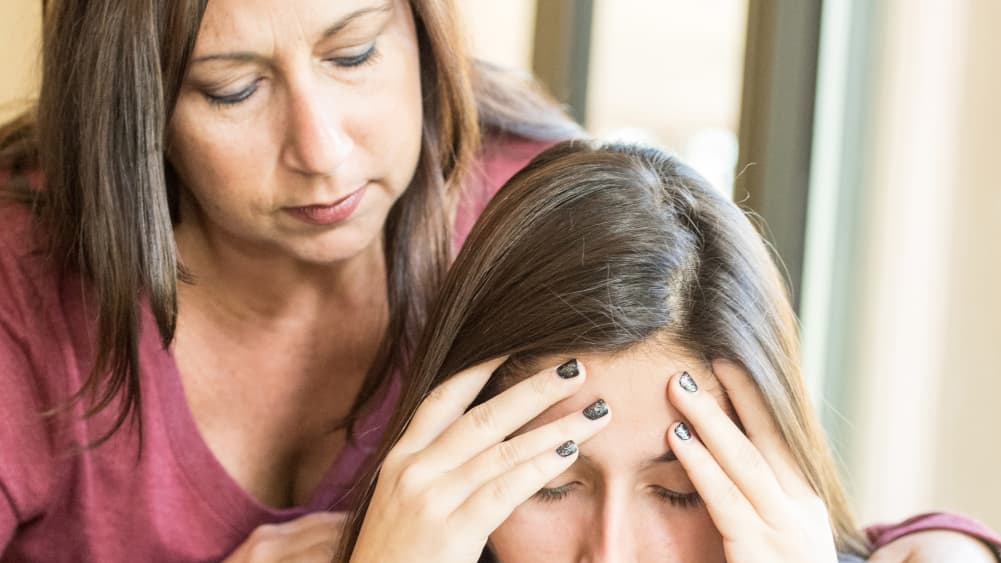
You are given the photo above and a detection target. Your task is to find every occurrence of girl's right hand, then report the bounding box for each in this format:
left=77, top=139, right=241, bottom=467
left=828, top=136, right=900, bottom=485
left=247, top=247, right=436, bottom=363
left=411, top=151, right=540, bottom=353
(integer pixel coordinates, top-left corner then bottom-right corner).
left=349, top=358, right=612, bottom=563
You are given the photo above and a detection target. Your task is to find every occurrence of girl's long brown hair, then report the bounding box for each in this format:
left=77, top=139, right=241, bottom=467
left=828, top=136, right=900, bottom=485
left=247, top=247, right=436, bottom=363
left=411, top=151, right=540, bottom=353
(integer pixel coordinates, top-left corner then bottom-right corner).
left=0, top=0, right=576, bottom=447
left=338, top=140, right=869, bottom=559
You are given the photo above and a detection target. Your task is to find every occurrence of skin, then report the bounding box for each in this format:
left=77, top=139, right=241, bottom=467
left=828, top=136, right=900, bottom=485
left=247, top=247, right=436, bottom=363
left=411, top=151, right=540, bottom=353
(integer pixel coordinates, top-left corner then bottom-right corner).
left=166, top=0, right=422, bottom=516
left=488, top=347, right=731, bottom=563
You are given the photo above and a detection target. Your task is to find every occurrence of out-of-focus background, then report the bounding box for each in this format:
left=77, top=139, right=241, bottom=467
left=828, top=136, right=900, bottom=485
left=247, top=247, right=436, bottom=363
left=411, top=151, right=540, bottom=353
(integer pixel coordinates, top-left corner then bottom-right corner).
left=2, top=0, right=998, bottom=533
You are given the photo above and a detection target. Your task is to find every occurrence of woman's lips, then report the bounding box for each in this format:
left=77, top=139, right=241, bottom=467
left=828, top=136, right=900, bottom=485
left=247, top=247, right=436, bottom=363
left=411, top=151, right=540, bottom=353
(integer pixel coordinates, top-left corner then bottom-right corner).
left=283, top=184, right=367, bottom=226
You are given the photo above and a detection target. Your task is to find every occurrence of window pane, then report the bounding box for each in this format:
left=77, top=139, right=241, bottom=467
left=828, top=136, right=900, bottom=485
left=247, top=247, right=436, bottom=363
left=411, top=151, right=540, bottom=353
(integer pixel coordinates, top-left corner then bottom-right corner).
left=587, top=0, right=747, bottom=197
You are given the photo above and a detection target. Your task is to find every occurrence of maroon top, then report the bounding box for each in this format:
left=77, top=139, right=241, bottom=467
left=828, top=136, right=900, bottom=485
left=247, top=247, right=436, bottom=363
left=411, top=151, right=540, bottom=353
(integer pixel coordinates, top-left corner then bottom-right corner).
left=0, top=136, right=998, bottom=561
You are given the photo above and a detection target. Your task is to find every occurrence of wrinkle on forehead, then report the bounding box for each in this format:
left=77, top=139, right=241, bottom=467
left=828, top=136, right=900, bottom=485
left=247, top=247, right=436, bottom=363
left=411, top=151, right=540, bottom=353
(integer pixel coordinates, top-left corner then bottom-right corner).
left=194, top=0, right=392, bottom=58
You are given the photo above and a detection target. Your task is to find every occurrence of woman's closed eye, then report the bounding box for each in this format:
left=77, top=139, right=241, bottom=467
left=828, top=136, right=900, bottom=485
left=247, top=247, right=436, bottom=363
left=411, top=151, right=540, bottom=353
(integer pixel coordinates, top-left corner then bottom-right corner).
left=325, top=42, right=380, bottom=68
left=202, top=43, right=380, bottom=108
left=205, top=79, right=262, bottom=106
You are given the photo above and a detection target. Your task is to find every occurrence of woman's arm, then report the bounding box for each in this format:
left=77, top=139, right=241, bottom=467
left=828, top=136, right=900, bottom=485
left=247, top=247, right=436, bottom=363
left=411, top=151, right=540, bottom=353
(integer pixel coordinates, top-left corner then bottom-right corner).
left=868, top=514, right=1001, bottom=563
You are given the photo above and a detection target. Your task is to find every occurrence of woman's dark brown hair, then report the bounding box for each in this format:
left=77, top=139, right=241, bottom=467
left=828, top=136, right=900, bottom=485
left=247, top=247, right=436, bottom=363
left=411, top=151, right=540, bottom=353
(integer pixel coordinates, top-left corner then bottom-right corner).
left=0, top=0, right=576, bottom=446
left=337, top=140, right=870, bottom=559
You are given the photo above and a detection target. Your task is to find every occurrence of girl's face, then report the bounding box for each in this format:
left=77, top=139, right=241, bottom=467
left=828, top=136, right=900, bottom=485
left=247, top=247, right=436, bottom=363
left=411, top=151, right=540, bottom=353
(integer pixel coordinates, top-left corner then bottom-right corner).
left=489, top=345, right=729, bottom=563
left=169, top=0, right=423, bottom=265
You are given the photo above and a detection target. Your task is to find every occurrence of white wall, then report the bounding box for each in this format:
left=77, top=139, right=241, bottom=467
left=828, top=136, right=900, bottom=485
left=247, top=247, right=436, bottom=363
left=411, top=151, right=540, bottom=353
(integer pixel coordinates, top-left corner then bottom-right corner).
left=0, top=3, right=42, bottom=122
left=845, top=0, right=1001, bottom=530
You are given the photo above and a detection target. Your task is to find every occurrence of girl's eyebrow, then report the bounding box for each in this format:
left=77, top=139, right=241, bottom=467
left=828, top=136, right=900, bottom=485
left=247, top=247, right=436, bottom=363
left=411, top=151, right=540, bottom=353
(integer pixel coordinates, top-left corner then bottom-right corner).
left=646, top=450, right=679, bottom=465
left=190, top=0, right=393, bottom=65
left=578, top=450, right=678, bottom=470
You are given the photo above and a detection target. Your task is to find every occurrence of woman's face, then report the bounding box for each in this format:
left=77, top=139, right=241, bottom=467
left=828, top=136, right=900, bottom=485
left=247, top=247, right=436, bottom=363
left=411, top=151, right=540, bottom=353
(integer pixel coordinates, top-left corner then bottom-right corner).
left=169, top=0, right=423, bottom=265
left=489, top=345, right=729, bottom=563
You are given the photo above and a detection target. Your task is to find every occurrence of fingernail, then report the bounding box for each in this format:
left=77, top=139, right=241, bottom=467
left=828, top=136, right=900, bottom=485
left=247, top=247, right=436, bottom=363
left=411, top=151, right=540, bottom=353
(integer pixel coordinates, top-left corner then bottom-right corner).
left=582, top=399, right=609, bottom=420
left=679, top=371, right=698, bottom=393
left=557, top=359, right=580, bottom=379
left=674, top=422, right=692, bottom=441
left=556, top=440, right=578, bottom=457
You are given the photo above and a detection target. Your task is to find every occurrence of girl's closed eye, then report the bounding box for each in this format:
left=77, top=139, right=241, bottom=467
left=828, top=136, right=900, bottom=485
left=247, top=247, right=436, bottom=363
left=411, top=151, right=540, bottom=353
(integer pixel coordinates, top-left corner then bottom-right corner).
left=650, top=486, right=703, bottom=510
left=533, top=482, right=580, bottom=503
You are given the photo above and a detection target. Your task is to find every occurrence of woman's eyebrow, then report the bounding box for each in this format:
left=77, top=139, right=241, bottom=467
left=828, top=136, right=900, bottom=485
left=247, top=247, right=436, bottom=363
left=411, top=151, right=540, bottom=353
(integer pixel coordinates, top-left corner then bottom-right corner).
left=190, top=1, right=393, bottom=65
left=320, top=0, right=393, bottom=40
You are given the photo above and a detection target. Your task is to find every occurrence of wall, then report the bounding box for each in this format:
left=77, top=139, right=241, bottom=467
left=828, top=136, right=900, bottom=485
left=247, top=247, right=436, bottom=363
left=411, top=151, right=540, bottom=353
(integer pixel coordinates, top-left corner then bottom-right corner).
left=0, top=3, right=42, bottom=122
left=846, top=0, right=1001, bottom=530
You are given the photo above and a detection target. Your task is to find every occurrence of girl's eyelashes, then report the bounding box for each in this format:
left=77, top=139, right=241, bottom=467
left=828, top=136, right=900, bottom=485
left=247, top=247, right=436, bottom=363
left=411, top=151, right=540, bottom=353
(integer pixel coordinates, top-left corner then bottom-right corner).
left=533, top=482, right=578, bottom=503
left=533, top=483, right=701, bottom=510
left=651, top=486, right=703, bottom=510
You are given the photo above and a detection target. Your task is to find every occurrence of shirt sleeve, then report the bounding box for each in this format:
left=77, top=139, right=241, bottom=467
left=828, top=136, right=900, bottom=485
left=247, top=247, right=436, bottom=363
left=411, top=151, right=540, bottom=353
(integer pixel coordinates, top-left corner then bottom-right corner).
left=0, top=235, right=60, bottom=552
left=866, top=512, right=1001, bottom=559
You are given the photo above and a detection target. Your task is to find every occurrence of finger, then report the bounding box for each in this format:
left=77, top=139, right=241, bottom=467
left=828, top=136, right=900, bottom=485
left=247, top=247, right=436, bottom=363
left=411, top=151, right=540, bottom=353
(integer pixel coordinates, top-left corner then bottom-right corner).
left=667, top=370, right=787, bottom=518
left=421, top=359, right=587, bottom=472
left=395, top=356, right=508, bottom=454
left=442, top=397, right=611, bottom=501
left=667, top=421, right=759, bottom=536
left=276, top=541, right=338, bottom=563
left=242, top=512, right=345, bottom=561
left=711, top=359, right=813, bottom=497
left=455, top=437, right=583, bottom=538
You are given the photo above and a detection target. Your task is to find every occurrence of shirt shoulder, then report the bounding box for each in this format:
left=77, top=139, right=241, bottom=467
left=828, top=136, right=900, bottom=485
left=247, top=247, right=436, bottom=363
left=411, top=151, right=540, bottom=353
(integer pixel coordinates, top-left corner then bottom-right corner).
left=453, top=134, right=560, bottom=253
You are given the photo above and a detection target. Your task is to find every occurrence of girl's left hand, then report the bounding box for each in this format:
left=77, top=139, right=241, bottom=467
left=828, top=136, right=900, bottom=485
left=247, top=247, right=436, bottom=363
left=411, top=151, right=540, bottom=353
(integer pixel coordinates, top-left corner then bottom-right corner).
left=666, top=359, right=838, bottom=563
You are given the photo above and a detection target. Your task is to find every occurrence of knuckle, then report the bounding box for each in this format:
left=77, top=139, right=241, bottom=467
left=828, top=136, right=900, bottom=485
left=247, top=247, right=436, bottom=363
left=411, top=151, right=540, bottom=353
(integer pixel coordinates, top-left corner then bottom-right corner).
left=394, top=462, right=430, bottom=497
left=246, top=537, right=279, bottom=561
left=489, top=478, right=514, bottom=504
left=495, top=440, right=523, bottom=470
left=248, top=523, right=279, bottom=543
left=468, top=402, right=496, bottom=431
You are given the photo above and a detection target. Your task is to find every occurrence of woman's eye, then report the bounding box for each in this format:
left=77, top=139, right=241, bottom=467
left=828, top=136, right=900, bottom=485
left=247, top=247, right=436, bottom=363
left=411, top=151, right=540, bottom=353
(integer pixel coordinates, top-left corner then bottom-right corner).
left=533, top=482, right=577, bottom=503
left=204, top=80, right=260, bottom=107
left=330, top=43, right=379, bottom=68
left=651, top=486, right=703, bottom=510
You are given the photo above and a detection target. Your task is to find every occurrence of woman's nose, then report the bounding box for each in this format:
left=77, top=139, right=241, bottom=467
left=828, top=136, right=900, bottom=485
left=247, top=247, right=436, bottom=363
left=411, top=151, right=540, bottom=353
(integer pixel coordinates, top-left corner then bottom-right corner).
left=282, top=84, right=354, bottom=177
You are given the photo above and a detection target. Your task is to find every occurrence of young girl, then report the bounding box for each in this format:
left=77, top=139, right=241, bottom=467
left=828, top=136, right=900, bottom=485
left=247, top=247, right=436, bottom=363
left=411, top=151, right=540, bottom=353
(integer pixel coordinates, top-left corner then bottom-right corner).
left=342, top=140, right=1001, bottom=562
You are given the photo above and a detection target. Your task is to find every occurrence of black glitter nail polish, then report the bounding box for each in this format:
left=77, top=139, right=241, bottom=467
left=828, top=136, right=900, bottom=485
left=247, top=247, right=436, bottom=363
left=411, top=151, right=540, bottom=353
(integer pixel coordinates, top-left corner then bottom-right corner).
left=674, top=422, right=692, bottom=441
left=679, top=372, right=698, bottom=393
left=582, top=399, right=608, bottom=420
left=557, top=359, right=580, bottom=379
left=556, top=440, right=578, bottom=457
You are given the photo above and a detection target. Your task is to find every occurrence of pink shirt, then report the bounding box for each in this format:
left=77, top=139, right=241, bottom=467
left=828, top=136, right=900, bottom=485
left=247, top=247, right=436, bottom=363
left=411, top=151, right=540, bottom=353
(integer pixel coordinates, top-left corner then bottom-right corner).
left=1, top=136, right=998, bottom=561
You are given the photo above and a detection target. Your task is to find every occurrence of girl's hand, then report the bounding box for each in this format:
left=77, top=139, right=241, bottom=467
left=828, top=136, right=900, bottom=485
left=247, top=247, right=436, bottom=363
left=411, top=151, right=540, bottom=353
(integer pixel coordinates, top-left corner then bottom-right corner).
left=869, top=529, right=999, bottom=562
left=222, top=512, right=346, bottom=563
left=349, top=358, right=612, bottom=563
left=666, top=360, right=838, bottom=563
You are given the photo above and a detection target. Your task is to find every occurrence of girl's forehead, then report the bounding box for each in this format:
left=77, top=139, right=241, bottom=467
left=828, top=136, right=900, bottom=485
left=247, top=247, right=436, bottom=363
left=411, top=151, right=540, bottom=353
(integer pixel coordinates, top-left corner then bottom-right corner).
left=515, top=344, right=725, bottom=435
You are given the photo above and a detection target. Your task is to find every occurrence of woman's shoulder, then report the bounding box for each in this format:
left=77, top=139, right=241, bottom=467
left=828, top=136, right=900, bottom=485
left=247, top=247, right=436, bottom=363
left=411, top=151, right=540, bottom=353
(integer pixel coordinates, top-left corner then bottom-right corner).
left=454, top=132, right=563, bottom=252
